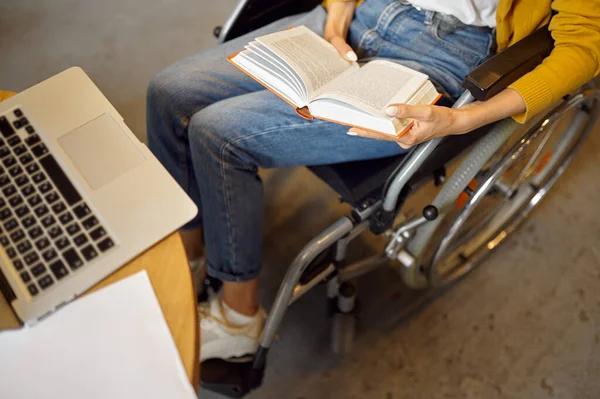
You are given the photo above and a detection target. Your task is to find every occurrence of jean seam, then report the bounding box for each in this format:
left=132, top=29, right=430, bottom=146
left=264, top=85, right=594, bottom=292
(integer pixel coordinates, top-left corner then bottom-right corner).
left=357, top=1, right=401, bottom=51
left=218, top=120, right=330, bottom=274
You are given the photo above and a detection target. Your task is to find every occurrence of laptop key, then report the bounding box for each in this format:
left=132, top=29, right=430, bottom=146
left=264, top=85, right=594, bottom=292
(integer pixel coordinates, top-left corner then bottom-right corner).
left=5, top=247, right=17, bottom=259
left=90, top=227, right=106, bottom=241
left=9, top=229, right=25, bottom=243
left=13, top=144, right=26, bottom=156
left=51, top=201, right=66, bottom=214
left=34, top=205, right=49, bottom=218
left=21, top=184, right=35, bottom=197
left=60, top=212, right=74, bottom=226
left=15, top=205, right=29, bottom=218
left=13, top=109, right=23, bottom=118
left=2, top=156, right=16, bottom=168
left=4, top=219, right=18, bottom=232
left=20, top=271, right=31, bottom=283
left=81, top=245, right=98, bottom=261
left=21, top=215, right=36, bottom=229
left=0, top=208, right=12, bottom=221
left=13, top=259, right=24, bottom=271
left=55, top=236, right=69, bottom=250
left=73, top=233, right=88, bottom=247
left=39, top=156, right=82, bottom=206
left=48, top=226, right=63, bottom=239
left=35, top=237, right=51, bottom=251
left=38, top=275, right=54, bottom=290
left=24, top=251, right=40, bottom=265
left=41, top=215, right=56, bottom=228
left=0, top=175, right=9, bottom=187
left=25, top=162, right=39, bottom=174
left=0, top=147, right=9, bottom=158
left=42, top=248, right=57, bottom=262
left=73, top=204, right=91, bottom=219
left=49, top=260, right=69, bottom=280
left=97, top=237, right=114, bottom=252
left=82, top=216, right=98, bottom=230
left=7, top=136, right=20, bottom=147
left=8, top=195, right=23, bottom=207
left=38, top=181, right=52, bottom=194
left=32, top=172, right=46, bottom=184
left=31, top=264, right=46, bottom=277
left=0, top=198, right=4, bottom=208
left=8, top=165, right=22, bottom=177
left=45, top=191, right=59, bottom=204
left=27, top=283, right=38, bottom=296
left=31, top=144, right=49, bottom=158
left=26, top=126, right=35, bottom=134
left=19, top=153, right=33, bottom=165
left=28, top=226, right=43, bottom=240
left=2, top=184, right=16, bottom=197
left=0, top=236, right=8, bottom=247
left=28, top=194, right=42, bottom=207
left=66, top=223, right=80, bottom=236
left=24, top=134, right=41, bottom=147
left=15, top=174, right=29, bottom=187
left=0, top=117, right=15, bottom=138
left=12, top=118, right=28, bottom=130
left=63, top=248, right=83, bottom=270
left=17, top=240, right=32, bottom=254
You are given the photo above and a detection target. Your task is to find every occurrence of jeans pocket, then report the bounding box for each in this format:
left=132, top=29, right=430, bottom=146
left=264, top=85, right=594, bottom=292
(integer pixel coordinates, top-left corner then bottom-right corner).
left=430, top=23, right=493, bottom=68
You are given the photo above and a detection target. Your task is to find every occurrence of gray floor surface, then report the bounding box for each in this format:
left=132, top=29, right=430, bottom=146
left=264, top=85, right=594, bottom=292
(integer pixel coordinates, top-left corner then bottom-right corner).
left=2, top=1, right=599, bottom=398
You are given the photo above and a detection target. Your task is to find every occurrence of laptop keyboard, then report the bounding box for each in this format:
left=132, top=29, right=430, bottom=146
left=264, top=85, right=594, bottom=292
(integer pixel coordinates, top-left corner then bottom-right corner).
left=0, top=108, right=115, bottom=297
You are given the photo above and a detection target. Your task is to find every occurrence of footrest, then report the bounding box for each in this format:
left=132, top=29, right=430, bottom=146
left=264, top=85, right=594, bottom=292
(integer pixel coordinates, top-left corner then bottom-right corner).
left=200, top=358, right=265, bottom=398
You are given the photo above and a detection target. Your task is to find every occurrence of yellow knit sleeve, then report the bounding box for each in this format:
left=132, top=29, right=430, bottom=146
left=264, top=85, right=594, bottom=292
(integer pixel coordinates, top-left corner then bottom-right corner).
left=508, top=0, right=600, bottom=123
left=322, top=0, right=361, bottom=10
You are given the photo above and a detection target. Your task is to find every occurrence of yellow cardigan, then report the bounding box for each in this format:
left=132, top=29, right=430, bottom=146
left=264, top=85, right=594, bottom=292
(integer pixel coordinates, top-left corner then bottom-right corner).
left=323, top=0, right=600, bottom=122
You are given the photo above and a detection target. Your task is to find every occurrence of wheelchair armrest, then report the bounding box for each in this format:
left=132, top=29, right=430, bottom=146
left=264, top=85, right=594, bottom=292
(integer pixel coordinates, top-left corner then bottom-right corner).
left=462, top=25, right=554, bottom=101
left=218, top=0, right=323, bottom=42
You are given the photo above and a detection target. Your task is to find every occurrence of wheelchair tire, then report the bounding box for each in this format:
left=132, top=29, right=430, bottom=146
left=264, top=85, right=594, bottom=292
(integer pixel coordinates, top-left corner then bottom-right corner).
left=426, top=87, right=599, bottom=287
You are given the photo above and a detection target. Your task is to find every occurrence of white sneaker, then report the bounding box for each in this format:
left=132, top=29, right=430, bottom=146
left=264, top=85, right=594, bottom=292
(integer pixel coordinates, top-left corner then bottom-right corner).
left=199, top=296, right=266, bottom=362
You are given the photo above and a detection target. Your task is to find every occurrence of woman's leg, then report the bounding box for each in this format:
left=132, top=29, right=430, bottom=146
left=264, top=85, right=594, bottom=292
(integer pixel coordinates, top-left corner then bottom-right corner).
left=146, top=6, right=330, bottom=261
left=191, top=89, right=406, bottom=361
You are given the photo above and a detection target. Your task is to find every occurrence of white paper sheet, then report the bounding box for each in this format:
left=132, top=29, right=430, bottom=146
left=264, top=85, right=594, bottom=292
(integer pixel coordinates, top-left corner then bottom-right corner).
left=0, top=271, right=197, bottom=399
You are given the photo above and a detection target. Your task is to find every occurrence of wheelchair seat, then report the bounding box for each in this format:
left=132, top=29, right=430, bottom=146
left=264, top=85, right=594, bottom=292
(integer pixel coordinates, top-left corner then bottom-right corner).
left=308, top=125, right=490, bottom=206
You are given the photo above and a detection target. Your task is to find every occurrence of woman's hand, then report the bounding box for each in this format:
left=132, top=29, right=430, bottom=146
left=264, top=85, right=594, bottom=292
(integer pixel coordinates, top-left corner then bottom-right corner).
left=348, top=88, right=528, bottom=148
left=324, top=1, right=358, bottom=61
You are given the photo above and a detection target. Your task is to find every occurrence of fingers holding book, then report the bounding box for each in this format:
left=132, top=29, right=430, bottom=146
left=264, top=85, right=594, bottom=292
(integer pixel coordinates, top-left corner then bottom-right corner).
left=348, top=104, right=471, bottom=149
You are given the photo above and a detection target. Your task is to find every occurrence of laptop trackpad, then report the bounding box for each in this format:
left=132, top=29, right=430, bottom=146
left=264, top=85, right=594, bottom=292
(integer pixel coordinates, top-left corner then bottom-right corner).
left=58, top=113, right=145, bottom=190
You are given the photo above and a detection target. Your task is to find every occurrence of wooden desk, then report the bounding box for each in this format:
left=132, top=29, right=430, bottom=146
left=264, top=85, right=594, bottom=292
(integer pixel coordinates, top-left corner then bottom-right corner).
left=0, top=90, right=199, bottom=387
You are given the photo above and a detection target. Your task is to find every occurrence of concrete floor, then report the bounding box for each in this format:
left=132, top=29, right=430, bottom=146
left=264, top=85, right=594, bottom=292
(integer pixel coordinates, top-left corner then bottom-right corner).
left=2, top=1, right=600, bottom=398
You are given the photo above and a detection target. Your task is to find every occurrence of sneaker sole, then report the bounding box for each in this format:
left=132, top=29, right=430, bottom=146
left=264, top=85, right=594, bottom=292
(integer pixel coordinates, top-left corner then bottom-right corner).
left=201, top=336, right=258, bottom=362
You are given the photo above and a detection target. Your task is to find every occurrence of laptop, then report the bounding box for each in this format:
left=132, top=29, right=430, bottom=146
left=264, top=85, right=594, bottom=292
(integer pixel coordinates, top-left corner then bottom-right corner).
left=0, top=67, right=198, bottom=324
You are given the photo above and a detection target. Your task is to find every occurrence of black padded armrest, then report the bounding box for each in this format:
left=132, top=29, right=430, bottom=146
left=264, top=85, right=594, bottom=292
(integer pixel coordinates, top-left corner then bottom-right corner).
left=219, top=0, right=322, bottom=42
left=462, top=25, right=554, bottom=101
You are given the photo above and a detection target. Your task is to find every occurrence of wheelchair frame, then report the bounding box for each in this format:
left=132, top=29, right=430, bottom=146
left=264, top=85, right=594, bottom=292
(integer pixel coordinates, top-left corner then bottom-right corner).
left=200, top=1, right=600, bottom=396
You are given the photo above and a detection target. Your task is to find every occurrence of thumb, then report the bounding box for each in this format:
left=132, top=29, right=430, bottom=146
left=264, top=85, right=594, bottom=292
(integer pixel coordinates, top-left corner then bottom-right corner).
left=329, top=36, right=358, bottom=62
left=386, top=104, right=433, bottom=120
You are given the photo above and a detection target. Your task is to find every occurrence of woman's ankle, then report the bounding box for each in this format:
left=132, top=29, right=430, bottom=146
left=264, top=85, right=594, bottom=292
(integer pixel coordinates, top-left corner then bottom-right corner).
left=221, top=278, right=260, bottom=317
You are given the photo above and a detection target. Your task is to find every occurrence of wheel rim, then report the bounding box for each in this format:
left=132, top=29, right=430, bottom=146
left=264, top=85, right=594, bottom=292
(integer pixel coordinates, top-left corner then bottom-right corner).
left=427, top=89, right=600, bottom=286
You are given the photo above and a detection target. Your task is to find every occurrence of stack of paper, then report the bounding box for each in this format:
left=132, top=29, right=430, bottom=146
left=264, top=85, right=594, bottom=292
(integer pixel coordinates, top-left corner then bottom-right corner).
left=0, top=271, right=197, bottom=399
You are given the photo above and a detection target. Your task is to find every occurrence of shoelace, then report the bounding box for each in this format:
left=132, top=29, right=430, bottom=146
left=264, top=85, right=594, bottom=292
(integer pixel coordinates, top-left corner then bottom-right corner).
left=197, top=298, right=240, bottom=329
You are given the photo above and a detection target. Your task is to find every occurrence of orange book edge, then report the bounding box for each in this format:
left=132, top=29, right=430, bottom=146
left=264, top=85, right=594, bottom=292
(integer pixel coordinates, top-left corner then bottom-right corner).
left=227, top=51, right=443, bottom=138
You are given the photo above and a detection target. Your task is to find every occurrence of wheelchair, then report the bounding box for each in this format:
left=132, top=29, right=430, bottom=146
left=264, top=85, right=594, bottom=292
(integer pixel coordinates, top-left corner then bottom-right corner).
left=202, top=0, right=600, bottom=396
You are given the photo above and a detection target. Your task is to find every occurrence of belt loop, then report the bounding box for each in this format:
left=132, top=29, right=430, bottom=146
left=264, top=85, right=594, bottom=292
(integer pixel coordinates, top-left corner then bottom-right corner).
left=424, top=10, right=435, bottom=25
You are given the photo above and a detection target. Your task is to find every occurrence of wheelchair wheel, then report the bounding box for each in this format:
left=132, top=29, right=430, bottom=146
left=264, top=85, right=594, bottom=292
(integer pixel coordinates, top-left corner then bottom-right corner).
left=426, top=87, right=599, bottom=287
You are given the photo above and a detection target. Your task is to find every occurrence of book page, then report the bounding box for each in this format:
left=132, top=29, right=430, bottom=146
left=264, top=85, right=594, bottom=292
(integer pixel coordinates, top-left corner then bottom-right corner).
left=240, top=49, right=304, bottom=100
left=257, top=26, right=356, bottom=95
left=247, top=42, right=307, bottom=99
left=314, top=60, right=428, bottom=115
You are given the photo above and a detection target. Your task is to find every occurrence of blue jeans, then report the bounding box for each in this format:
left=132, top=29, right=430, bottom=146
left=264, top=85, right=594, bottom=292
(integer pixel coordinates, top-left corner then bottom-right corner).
left=146, top=0, right=494, bottom=282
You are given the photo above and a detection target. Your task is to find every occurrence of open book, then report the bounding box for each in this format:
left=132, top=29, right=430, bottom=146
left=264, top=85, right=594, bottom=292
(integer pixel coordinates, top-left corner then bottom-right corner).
left=228, top=26, right=441, bottom=136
